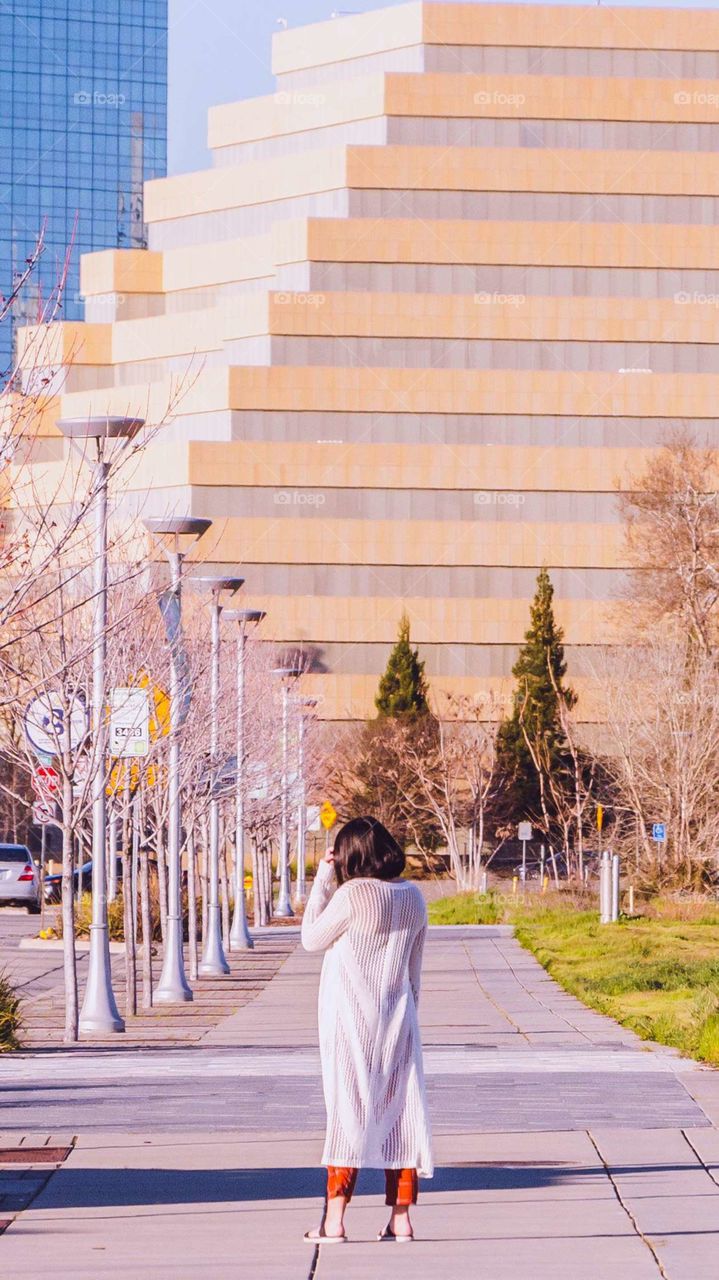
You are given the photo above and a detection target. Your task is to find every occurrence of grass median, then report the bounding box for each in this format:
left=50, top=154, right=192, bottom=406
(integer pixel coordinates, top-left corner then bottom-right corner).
left=427, top=890, right=719, bottom=1066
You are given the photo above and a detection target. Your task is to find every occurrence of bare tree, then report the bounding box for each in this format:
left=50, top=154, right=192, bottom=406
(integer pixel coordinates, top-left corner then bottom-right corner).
left=619, top=433, right=719, bottom=654
left=391, top=698, right=500, bottom=889
left=597, top=636, right=719, bottom=891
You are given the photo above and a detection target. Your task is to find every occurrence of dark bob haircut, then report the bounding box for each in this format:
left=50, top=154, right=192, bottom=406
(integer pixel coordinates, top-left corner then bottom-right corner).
left=333, top=816, right=405, bottom=885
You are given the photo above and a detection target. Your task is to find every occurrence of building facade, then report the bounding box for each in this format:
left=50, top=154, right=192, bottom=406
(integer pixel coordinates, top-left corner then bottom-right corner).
left=1, top=0, right=167, bottom=376
left=22, top=2, right=719, bottom=719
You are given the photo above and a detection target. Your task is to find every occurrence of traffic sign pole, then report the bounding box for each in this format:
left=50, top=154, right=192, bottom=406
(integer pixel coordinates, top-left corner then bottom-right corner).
left=39, top=824, right=47, bottom=929
left=517, top=822, right=532, bottom=887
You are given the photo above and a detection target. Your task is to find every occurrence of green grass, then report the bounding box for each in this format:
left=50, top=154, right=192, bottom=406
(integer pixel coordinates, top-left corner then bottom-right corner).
left=428, top=890, right=508, bottom=926
left=427, top=892, right=719, bottom=1066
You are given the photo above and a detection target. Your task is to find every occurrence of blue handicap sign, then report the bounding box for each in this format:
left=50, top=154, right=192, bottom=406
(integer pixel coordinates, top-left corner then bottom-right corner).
left=652, top=823, right=666, bottom=842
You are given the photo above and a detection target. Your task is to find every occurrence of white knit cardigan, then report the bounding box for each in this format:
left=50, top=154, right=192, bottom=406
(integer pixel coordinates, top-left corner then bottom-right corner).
left=301, top=861, right=433, bottom=1177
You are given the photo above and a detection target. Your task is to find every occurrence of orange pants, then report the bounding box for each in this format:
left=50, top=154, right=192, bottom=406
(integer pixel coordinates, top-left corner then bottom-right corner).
left=327, top=1165, right=418, bottom=1206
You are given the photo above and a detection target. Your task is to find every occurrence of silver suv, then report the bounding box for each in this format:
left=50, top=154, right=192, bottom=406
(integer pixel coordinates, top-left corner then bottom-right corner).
left=0, top=844, right=41, bottom=913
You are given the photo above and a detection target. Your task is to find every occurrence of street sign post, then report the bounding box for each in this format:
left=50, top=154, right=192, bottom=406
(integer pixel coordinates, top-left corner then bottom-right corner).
left=110, top=687, right=150, bottom=758
left=517, top=822, right=532, bottom=882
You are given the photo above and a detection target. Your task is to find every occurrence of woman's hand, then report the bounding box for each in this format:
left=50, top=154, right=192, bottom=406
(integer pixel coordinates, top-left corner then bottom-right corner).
left=323, top=847, right=335, bottom=867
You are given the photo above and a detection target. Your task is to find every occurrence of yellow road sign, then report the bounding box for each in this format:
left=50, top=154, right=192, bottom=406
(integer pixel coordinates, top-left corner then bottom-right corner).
left=596, top=804, right=604, bottom=832
left=133, top=672, right=170, bottom=740
left=320, top=801, right=337, bottom=831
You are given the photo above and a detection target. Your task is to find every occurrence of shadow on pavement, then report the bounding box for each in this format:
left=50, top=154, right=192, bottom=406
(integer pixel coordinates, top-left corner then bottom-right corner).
left=28, top=1162, right=689, bottom=1211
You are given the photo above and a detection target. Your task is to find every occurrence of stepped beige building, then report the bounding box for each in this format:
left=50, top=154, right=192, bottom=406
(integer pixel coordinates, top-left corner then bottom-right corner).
left=20, top=2, right=719, bottom=719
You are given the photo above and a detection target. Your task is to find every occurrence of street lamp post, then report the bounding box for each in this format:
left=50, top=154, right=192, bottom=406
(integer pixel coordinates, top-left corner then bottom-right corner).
left=224, top=608, right=266, bottom=951
left=191, top=576, right=244, bottom=977
left=108, top=810, right=119, bottom=903
left=272, top=667, right=302, bottom=918
left=144, top=516, right=212, bottom=1004
left=291, top=696, right=317, bottom=908
left=57, top=415, right=145, bottom=1036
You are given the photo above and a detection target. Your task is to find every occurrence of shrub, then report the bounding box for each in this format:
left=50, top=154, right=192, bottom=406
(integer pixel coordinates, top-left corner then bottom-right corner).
left=0, top=972, right=21, bottom=1051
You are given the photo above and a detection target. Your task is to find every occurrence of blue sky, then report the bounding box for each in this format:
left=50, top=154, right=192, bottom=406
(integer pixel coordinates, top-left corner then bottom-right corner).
left=168, top=0, right=709, bottom=174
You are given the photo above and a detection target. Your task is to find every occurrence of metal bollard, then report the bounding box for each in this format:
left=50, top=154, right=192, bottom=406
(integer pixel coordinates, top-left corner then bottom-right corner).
left=479, top=871, right=488, bottom=895
left=611, top=853, right=620, bottom=922
left=599, top=851, right=611, bottom=923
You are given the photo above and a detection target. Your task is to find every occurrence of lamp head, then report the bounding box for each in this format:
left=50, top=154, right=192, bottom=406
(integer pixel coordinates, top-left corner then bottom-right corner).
left=143, top=516, right=212, bottom=556
left=189, top=575, right=244, bottom=597
left=57, top=416, right=145, bottom=463
left=57, top=415, right=145, bottom=441
left=223, top=609, right=266, bottom=626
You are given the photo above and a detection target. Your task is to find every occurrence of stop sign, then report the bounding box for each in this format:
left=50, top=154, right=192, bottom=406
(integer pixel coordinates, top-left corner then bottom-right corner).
left=31, top=766, right=59, bottom=797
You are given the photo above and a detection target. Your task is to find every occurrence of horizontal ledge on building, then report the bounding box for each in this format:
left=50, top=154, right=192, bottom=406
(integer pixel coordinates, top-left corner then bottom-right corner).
left=144, top=144, right=719, bottom=223
left=208, top=70, right=719, bottom=149
left=271, top=3, right=719, bottom=78
left=50, top=364, right=719, bottom=423
left=62, top=221, right=719, bottom=304
left=42, top=291, right=719, bottom=366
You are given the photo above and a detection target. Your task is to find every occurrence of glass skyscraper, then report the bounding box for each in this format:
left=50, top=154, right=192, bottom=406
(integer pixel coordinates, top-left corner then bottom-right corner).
left=0, top=0, right=167, bottom=377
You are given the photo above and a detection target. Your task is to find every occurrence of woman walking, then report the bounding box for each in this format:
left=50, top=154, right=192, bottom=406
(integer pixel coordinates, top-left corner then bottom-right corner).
left=301, top=815, right=433, bottom=1245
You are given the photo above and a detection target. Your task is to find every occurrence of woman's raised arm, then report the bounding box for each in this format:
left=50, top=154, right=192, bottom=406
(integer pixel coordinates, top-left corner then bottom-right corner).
left=301, top=859, right=351, bottom=952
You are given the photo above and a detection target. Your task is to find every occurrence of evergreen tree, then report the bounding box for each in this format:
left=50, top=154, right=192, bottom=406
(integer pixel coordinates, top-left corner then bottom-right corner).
left=495, top=568, right=576, bottom=820
left=375, top=612, right=430, bottom=718
left=337, top=614, right=440, bottom=852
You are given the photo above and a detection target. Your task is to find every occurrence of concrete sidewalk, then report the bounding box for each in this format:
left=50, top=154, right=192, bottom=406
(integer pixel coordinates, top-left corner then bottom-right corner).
left=7, top=1127, right=719, bottom=1280
left=2, top=925, right=719, bottom=1278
